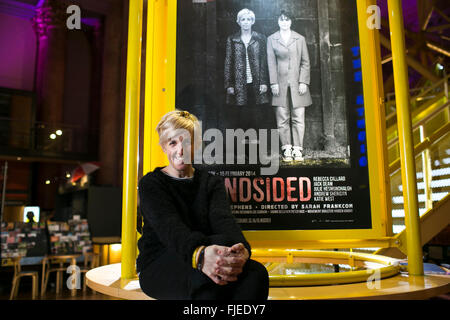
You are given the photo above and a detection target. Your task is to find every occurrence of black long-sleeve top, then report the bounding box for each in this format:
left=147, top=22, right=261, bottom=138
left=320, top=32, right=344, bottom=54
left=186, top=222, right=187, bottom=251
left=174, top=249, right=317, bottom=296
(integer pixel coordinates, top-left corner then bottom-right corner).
left=136, top=167, right=251, bottom=274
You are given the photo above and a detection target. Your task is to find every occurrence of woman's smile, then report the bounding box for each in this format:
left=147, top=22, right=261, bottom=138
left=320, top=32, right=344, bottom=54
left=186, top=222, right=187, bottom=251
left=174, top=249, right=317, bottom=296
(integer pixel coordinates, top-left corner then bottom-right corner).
left=162, top=129, right=195, bottom=177
left=173, top=153, right=185, bottom=165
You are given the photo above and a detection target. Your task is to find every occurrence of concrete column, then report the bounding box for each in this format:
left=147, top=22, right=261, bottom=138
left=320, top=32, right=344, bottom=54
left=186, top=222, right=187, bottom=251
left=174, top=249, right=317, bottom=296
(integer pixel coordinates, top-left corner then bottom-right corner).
left=32, top=0, right=67, bottom=125
left=31, top=0, right=67, bottom=210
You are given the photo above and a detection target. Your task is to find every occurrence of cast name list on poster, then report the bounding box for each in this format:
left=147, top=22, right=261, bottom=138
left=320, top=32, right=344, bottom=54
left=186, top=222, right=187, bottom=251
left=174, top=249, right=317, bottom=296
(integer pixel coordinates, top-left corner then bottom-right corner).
left=223, top=175, right=353, bottom=203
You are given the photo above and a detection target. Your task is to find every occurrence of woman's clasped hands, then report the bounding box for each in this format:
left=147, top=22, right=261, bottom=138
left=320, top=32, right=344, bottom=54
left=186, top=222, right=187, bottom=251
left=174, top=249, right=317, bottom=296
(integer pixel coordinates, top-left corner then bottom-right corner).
left=201, top=243, right=249, bottom=285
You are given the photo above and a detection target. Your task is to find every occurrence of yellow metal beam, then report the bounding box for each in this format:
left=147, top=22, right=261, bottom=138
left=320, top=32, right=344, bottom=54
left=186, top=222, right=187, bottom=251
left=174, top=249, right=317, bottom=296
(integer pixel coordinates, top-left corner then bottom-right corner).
left=251, top=250, right=400, bottom=287
left=268, top=265, right=399, bottom=287
left=356, top=0, right=392, bottom=237
left=252, top=249, right=400, bottom=264
left=387, top=95, right=448, bottom=146
left=413, top=75, right=450, bottom=102
left=387, top=0, right=423, bottom=276
left=418, top=194, right=450, bottom=246
left=121, top=0, right=144, bottom=280
left=250, top=238, right=396, bottom=250
left=377, top=194, right=450, bottom=257
left=379, top=34, right=440, bottom=83
left=389, top=121, right=450, bottom=174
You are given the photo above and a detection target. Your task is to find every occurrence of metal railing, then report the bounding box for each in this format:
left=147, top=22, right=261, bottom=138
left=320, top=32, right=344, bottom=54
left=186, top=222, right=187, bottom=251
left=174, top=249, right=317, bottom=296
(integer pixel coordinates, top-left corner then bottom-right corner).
left=385, top=74, right=449, bottom=126
left=0, top=117, right=99, bottom=157
left=387, top=72, right=450, bottom=233
left=385, top=74, right=449, bottom=102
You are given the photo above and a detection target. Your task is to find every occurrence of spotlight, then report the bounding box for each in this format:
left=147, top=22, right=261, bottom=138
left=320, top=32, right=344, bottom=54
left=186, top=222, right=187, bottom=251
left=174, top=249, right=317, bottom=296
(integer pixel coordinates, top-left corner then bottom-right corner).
left=45, top=180, right=51, bottom=185
left=56, top=129, right=63, bottom=136
left=49, top=133, right=56, bottom=140
left=66, top=173, right=71, bottom=178
left=437, top=63, right=444, bottom=70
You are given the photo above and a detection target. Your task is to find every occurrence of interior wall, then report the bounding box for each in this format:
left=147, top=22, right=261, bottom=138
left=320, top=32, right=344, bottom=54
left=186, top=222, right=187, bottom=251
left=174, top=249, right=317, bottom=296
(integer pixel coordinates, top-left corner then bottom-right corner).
left=0, top=12, right=36, bottom=91
left=63, top=30, right=92, bottom=154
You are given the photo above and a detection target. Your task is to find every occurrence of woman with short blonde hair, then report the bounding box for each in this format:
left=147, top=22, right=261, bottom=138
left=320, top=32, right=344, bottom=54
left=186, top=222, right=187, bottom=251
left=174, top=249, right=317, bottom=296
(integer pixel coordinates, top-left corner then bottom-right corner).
left=236, top=8, right=255, bottom=24
left=224, top=8, right=270, bottom=135
left=156, top=110, right=199, bottom=146
left=137, top=110, right=269, bottom=300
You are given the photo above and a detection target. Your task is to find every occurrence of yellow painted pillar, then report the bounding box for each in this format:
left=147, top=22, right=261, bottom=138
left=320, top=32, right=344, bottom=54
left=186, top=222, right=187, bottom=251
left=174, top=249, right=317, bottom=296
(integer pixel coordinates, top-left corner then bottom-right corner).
left=387, top=0, right=423, bottom=275
left=121, top=0, right=144, bottom=280
left=144, top=0, right=173, bottom=175
left=166, top=0, right=178, bottom=113
left=143, top=0, right=156, bottom=176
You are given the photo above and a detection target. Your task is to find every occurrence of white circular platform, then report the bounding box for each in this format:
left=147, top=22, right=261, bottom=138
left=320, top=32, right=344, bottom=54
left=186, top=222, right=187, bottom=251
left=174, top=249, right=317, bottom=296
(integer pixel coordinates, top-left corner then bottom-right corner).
left=86, top=263, right=450, bottom=300
left=86, top=263, right=153, bottom=300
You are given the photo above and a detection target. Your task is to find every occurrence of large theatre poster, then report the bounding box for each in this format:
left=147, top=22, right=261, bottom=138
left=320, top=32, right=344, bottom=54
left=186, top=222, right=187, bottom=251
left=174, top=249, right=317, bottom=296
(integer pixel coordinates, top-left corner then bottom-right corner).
left=175, top=0, right=372, bottom=231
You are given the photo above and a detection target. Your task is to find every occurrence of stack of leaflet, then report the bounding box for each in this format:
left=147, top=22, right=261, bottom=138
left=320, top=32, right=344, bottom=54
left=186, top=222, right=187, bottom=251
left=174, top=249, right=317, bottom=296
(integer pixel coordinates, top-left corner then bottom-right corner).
left=0, top=221, right=48, bottom=259
left=47, top=217, right=92, bottom=255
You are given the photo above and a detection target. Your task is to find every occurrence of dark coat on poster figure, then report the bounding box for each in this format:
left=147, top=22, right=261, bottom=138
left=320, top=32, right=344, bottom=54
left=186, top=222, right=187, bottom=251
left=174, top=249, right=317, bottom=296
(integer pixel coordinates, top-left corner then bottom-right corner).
left=267, top=31, right=313, bottom=108
left=224, top=31, right=270, bottom=106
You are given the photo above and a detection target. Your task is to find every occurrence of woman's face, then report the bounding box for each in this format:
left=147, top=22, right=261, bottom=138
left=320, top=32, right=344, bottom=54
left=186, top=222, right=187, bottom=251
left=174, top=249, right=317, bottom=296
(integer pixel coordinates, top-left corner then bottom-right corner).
left=278, top=15, right=292, bottom=31
left=238, top=14, right=254, bottom=31
left=162, top=128, right=193, bottom=173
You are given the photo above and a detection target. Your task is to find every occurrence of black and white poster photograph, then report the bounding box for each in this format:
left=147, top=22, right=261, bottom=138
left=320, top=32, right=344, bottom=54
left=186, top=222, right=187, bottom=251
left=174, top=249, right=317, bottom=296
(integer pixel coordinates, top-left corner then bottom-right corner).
left=175, top=0, right=373, bottom=231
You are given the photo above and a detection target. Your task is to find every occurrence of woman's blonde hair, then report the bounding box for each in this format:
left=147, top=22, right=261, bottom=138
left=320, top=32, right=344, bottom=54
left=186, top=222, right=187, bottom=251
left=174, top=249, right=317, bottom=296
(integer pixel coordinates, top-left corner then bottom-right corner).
left=236, top=8, right=255, bottom=24
left=156, top=110, right=200, bottom=147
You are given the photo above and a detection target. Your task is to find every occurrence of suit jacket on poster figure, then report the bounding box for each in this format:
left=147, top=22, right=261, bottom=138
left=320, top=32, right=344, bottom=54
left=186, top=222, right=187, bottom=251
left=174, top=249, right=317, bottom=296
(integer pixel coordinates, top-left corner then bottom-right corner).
left=267, top=30, right=312, bottom=108
left=224, top=31, right=270, bottom=106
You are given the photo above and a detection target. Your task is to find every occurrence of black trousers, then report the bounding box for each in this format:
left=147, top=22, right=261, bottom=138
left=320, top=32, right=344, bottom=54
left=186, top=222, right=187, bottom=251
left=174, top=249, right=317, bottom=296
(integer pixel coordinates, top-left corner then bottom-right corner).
left=139, top=249, right=269, bottom=300
left=225, top=83, right=258, bottom=132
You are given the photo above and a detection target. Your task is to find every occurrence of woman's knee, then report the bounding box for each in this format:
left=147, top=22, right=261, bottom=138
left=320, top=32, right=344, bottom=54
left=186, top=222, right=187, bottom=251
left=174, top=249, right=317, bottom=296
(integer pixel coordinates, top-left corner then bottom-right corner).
left=291, top=107, right=305, bottom=124
left=246, top=259, right=269, bottom=283
left=238, top=259, right=269, bottom=299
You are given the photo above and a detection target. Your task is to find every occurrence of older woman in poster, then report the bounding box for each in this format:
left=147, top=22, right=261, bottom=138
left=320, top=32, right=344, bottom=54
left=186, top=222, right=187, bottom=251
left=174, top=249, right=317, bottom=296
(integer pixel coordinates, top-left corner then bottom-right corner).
left=267, top=11, right=313, bottom=162
left=224, top=8, right=270, bottom=133
left=136, top=110, right=269, bottom=300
